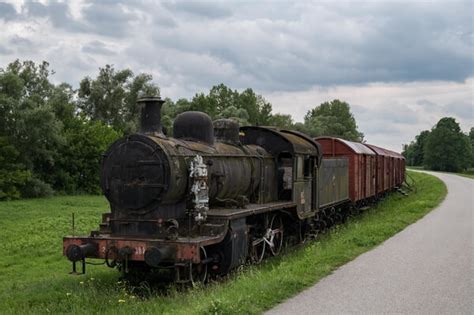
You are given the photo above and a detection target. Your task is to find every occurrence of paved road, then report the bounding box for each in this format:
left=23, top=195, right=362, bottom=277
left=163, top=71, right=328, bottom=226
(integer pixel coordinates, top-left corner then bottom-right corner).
left=267, top=172, right=473, bottom=314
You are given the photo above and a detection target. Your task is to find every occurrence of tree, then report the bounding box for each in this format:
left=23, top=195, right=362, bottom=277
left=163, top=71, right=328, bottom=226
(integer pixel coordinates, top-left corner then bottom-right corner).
left=216, top=106, right=250, bottom=126
left=77, top=64, right=159, bottom=133
left=0, top=137, right=30, bottom=200
left=402, top=130, right=430, bottom=166
left=469, top=127, right=474, bottom=167
left=268, top=113, right=294, bottom=129
left=185, top=84, right=274, bottom=126
left=303, top=100, right=364, bottom=141
left=0, top=60, right=64, bottom=196
left=424, top=117, right=471, bottom=172
left=0, top=60, right=128, bottom=197
left=55, top=118, right=122, bottom=194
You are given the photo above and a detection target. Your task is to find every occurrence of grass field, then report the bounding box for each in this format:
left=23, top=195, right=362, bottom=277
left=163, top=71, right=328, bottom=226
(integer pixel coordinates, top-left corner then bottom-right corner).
left=0, top=171, right=446, bottom=314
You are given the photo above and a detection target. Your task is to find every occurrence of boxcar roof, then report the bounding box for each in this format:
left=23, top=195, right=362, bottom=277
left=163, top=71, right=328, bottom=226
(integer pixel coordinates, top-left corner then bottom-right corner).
left=365, top=143, right=405, bottom=159
left=316, top=137, right=375, bottom=155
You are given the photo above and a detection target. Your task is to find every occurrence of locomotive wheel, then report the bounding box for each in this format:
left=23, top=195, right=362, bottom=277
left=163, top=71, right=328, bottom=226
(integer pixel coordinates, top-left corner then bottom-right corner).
left=250, top=236, right=266, bottom=264
left=267, top=214, right=284, bottom=256
left=298, top=220, right=314, bottom=243
left=189, top=247, right=208, bottom=285
left=298, top=222, right=309, bottom=243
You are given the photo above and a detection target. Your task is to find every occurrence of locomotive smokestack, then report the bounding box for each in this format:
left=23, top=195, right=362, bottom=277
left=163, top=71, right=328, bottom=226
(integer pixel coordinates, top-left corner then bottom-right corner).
left=138, top=95, right=165, bottom=134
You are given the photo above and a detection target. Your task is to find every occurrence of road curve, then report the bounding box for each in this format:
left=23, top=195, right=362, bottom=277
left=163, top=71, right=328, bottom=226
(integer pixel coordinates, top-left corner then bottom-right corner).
left=267, top=171, right=473, bottom=314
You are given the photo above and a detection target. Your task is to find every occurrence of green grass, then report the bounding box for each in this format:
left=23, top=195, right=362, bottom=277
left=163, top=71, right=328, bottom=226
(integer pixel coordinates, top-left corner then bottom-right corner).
left=457, top=168, right=474, bottom=179
left=407, top=166, right=474, bottom=179
left=0, top=171, right=446, bottom=314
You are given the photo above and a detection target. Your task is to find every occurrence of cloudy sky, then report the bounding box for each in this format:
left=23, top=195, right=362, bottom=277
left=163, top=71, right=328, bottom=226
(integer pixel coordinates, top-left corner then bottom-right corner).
left=0, top=0, right=472, bottom=151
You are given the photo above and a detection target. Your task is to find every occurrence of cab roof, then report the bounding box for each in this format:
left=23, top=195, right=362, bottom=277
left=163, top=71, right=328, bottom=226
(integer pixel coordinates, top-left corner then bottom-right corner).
left=240, top=126, right=322, bottom=164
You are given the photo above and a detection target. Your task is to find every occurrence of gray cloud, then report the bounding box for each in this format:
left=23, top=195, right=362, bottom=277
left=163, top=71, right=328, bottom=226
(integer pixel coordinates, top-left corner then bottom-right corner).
left=82, top=40, right=116, bottom=55
left=8, top=35, right=34, bottom=53
left=443, top=101, right=474, bottom=119
left=21, top=0, right=135, bottom=37
left=2, top=1, right=472, bottom=92
left=24, top=1, right=86, bottom=32
left=139, top=1, right=472, bottom=93
left=163, top=0, right=232, bottom=19
left=81, top=2, right=136, bottom=38
left=0, top=45, right=13, bottom=55
left=0, top=2, right=16, bottom=20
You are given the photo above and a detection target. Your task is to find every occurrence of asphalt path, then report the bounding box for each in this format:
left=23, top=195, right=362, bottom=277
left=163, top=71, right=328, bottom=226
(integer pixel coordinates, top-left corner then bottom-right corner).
left=267, top=171, right=473, bottom=314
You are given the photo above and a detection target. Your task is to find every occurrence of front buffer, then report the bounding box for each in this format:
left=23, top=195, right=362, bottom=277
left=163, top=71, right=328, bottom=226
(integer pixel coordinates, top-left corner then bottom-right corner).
left=63, top=231, right=225, bottom=283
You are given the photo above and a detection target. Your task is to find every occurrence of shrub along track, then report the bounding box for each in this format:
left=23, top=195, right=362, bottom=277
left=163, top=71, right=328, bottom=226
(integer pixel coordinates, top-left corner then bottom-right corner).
left=0, top=171, right=446, bottom=314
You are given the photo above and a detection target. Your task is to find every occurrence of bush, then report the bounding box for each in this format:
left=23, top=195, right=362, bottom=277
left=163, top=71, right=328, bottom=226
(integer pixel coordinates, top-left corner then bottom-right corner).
left=20, top=177, right=55, bottom=198
left=54, top=118, right=122, bottom=194
left=0, top=137, right=31, bottom=200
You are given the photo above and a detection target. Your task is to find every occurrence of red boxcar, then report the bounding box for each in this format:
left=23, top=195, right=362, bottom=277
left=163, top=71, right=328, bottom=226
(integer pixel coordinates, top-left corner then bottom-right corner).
left=364, top=144, right=396, bottom=194
left=386, top=149, right=405, bottom=187
left=316, top=137, right=376, bottom=203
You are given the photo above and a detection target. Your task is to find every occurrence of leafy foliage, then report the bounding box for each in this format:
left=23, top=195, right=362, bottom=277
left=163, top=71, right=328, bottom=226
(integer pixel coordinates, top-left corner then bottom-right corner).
left=160, top=84, right=274, bottom=132
left=303, top=99, right=364, bottom=141
left=469, top=128, right=474, bottom=167
left=55, top=118, right=122, bottom=194
left=0, top=137, right=30, bottom=200
left=402, top=130, right=430, bottom=166
left=423, top=117, right=472, bottom=172
left=0, top=60, right=125, bottom=197
left=404, top=118, right=472, bottom=172
left=77, top=64, right=159, bottom=133
left=0, top=60, right=64, bottom=197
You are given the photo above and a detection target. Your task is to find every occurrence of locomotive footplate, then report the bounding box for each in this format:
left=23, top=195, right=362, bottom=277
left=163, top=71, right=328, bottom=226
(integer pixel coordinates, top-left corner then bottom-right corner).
left=63, top=233, right=226, bottom=267
left=207, top=201, right=296, bottom=220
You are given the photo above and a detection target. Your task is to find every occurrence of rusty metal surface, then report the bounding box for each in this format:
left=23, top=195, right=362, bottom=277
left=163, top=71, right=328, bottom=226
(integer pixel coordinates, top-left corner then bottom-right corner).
left=318, top=158, right=350, bottom=208
left=173, top=111, right=215, bottom=145
left=364, top=144, right=405, bottom=189
left=317, top=137, right=375, bottom=155
left=63, top=231, right=227, bottom=263
left=241, top=126, right=321, bottom=157
left=214, top=119, right=240, bottom=145
left=316, top=137, right=377, bottom=203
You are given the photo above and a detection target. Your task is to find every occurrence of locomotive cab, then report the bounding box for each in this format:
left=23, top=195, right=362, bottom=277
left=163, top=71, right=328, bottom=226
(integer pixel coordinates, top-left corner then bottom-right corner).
left=240, top=127, right=322, bottom=219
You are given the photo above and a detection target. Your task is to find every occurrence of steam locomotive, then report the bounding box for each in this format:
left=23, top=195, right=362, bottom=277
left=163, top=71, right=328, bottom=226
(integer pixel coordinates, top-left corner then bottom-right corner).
left=63, top=96, right=405, bottom=283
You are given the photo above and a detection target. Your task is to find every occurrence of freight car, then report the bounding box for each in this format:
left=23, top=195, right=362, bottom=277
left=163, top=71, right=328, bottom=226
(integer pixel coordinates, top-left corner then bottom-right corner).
left=316, top=137, right=377, bottom=204
left=63, top=95, right=404, bottom=283
left=364, top=144, right=405, bottom=195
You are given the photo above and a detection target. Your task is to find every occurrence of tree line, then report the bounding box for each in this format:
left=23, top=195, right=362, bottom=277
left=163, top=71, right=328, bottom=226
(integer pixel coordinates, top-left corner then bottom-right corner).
left=402, top=118, right=473, bottom=172
left=0, top=60, right=363, bottom=200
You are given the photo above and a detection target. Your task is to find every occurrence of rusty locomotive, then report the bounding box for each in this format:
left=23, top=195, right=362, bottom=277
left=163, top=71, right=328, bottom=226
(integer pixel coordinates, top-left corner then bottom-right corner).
left=63, top=95, right=405, bottom=283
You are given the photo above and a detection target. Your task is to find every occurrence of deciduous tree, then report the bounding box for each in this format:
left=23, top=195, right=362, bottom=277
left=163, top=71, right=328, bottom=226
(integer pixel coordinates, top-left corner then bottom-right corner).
left=424, top=117, right=471, bottom=172
left=0, top=137, right=30, bottom=200
left=77, top=65, right=159, bottom=133
left=303, top=100, right=364, bottom=141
